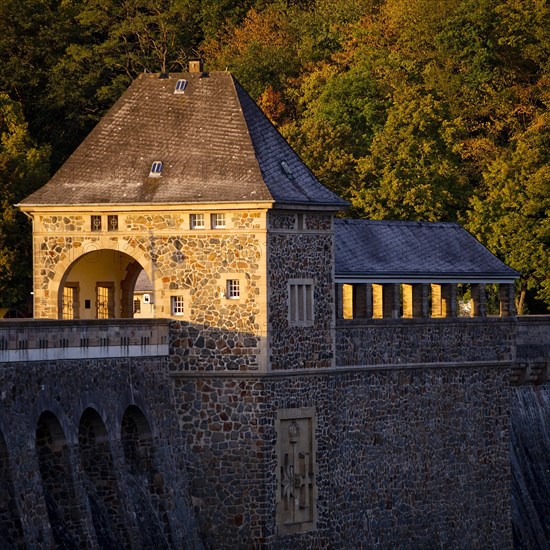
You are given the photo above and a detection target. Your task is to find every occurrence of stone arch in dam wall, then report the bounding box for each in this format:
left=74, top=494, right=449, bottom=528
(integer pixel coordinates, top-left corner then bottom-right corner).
left=78, top=407, right=130, bottom=547
left=121, top=404, right=173, bottom=548
left=36, top=410, right=88, bottom=547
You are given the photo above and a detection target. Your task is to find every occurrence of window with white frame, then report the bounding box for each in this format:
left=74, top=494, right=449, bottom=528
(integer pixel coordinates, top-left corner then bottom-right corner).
left=226, top=279, right=240, bottom=299
left=171, top=295, right=185, bottom=315
left=211, top=213, right=226, bottom=228
left=288, top=279, right=314, bottom=326
left=190, top=213, right=205, bottom=229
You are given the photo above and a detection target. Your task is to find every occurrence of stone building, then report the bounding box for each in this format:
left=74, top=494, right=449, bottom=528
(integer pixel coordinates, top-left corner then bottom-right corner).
left=6, top=63, right=538, bottom=548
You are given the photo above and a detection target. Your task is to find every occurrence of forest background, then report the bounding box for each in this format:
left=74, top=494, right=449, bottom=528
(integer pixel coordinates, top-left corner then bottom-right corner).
left=0, top=0, right=548, bottom=313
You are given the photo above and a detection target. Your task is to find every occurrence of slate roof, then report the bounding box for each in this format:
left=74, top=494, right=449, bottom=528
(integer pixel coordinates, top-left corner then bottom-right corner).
left=335, top=219, right=519, bottom=282
left=134, top=270, right=153, bottom=292
left=21, top=72, right=346, bottom=208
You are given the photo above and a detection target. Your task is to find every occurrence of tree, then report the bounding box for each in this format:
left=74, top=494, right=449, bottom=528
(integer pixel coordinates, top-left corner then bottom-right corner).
left=467, top=110, right=550, bottom=313
left=0, top=94, right=50, bottom=307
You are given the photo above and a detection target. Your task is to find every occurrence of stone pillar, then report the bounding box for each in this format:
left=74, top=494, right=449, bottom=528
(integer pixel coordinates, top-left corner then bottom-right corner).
left=402, top=284, right=413, bottom=318
left=499, top=283, right=516, bottom=317
left=470, top=283, right=486, bottom=317
left=441, top=283, right=457, bottom=317
left=365, top=283, right=373, bottom=319
left=431, top=284, right=442, bottom=317
left=342, top=284, right=353, bottom=320
left=353, top=284, right=369, bottom=319
left=372, top=284, right=383, bottom=319
left=413, top=284, right=429, bottom=318
left=383, top=284, right=400, bottom=319
left=335, top=284, right=344, bottom=319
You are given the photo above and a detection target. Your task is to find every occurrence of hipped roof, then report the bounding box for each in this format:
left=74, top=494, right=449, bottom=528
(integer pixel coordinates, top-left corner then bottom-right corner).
left=335, top=219, right=519, bottom=282
left=21, top=72, right=346, bottom=209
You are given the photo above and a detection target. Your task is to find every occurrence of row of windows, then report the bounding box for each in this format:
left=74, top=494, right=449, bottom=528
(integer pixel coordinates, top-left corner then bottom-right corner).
left=88, top=213, right=226, bottom=231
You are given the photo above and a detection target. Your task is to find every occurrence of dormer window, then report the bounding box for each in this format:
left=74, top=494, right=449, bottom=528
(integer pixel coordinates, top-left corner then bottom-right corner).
left=281, top=160, right=292, bottom=177
left=174, top=79, right=188, bottom=94
left=149, top=161, right=163, bottom=178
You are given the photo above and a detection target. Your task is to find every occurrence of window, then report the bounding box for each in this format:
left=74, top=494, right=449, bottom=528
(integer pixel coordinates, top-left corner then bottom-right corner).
left=211, top=213, right=226, bottom=228
left=91, top=215, right=102, bottom=231
left=289, top=280, right=314, bottom=326
left=226, top=279, right=240, bottom=299
left=96, top=283, right=115, bottom=319
left=107, top=215, right=118, bottom=231
left=61, top=283, right=79, bottom=319
left=149, top=161, right=163, bottom=177
left=190, top=213, right=205, bottom=229
left=133, top=299, right=141, bottom=314
left=171, top=295, right=184, bottom=315
left=174, top=79, right=188, bottom=94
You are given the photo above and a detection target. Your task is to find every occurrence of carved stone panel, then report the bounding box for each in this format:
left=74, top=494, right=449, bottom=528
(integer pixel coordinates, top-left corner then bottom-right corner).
left=276, top=408, right=317, bottom=534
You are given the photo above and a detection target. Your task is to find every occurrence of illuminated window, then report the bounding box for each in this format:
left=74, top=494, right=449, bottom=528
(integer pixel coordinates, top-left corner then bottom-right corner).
left=61, top=283, right=79, bottom=319
left=190, top=213, right=205, bottom=229
left=171, top=296, right=184, bottom=315
left=96, top=283, right=115, bottom=319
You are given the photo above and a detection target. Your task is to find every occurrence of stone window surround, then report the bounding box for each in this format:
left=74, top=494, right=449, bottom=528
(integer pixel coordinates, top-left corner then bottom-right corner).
left=91, top=215, right=102, bottom=232
left=190, top=213, right=205, bottom=229
left=171, top=295, right=185, bottom=316
left=61, top=282, right=80, bottom=320
left=220, top=274, right=246, bottom=303
left=288, top=279, right=315, bottom=327
left=211, top=212, right=226, bottom=229
left=95, top=282, right=115, bottom=319
left=225, top=279, right=240, bottom=299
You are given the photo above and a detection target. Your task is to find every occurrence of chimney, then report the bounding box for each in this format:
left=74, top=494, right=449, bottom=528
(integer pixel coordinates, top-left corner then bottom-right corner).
left=189, top=59, right=204, bottom=74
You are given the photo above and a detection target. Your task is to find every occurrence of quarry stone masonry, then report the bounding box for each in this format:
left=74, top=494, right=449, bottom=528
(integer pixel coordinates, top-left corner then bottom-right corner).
left=1, top=316, right=545, bottom=548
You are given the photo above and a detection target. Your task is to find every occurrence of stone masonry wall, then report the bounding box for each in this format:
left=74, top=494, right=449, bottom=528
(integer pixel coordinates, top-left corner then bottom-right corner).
left=336, top=317, right=516, bottom=366
left=267, top=211, right=335, bottom=370
left=174, top=363, right=512, bottom=548
left=32, top=209, right=269, bottom=370
left=0, top=352, right=201, bottom=548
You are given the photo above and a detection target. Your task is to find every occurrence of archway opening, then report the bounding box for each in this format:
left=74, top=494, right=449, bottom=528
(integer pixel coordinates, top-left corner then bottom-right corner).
left=79, top=408, right=129, bottom=547
left=36, top=411, right=84, bottom=548
left=58, top=250, right=148, bottom=320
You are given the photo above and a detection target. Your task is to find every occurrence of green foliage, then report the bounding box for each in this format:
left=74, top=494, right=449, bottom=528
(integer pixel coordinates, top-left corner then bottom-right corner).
left=0, top=94, right=50, bottom=307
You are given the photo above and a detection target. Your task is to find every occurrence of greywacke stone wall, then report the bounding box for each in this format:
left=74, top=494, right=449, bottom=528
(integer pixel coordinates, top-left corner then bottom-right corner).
left=175, top=364, right=511, bottom=548
left=267, top=211, right=335, bottom=370
left=0, top=352, right=201, bottom=549
left=1, top=315, right=535, bottom=548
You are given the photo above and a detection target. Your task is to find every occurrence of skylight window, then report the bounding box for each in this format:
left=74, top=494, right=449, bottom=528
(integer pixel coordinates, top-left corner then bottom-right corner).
left=174, top=79, right=188, bottom=94
left=149, top=161, right=163, bottom=177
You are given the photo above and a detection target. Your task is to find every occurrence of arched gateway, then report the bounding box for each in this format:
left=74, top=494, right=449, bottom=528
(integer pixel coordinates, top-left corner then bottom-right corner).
left=59, top=249, right=146, bottom=320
